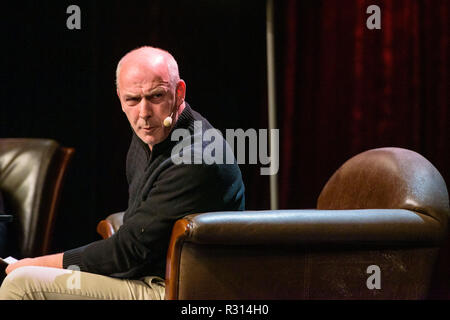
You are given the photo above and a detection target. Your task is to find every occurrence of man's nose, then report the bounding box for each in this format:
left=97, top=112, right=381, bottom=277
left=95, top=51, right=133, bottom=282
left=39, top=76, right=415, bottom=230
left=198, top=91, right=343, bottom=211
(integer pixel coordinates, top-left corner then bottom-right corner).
left=138, top=98, right=152, bottom=118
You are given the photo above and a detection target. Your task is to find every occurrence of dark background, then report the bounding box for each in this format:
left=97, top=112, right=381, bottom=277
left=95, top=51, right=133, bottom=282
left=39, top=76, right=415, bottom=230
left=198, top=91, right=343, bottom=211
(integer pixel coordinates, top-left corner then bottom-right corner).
left=2, top=0, right=270, bottom=251
left=1, top=0, right=449, bottom=296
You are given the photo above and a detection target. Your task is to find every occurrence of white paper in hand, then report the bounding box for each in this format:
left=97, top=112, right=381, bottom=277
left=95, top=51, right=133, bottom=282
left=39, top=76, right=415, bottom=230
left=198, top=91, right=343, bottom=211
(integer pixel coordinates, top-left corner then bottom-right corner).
left=1, top=256, right=18, bottom=264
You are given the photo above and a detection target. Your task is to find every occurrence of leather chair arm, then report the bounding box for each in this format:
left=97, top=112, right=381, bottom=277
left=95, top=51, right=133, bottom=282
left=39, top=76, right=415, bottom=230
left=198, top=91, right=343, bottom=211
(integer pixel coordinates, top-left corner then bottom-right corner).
left=165, top=208, right=447, bottom=299
left=96, top=211, right=125, bottom=239
left=172, top=209, right=447, bottom=246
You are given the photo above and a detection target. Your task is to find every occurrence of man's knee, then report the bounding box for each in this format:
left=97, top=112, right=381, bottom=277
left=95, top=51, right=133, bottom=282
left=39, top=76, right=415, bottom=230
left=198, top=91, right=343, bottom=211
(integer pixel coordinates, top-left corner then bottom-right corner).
left=0, top=266, right=38, bottom=300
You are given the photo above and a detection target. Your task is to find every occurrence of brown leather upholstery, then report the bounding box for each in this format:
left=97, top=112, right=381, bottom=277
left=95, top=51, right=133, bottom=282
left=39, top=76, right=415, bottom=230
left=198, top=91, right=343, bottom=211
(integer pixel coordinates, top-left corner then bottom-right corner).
left=165, top=148, right=449, bottom=299
left=318, top=147, right=449, bottom=226
left=165, top=212, right=443, bottom=299
left=97, top=212, right=124, bottom=240
left=0, top=138, right=74, bottom=257
left=97, top=147, right=449, bottom=299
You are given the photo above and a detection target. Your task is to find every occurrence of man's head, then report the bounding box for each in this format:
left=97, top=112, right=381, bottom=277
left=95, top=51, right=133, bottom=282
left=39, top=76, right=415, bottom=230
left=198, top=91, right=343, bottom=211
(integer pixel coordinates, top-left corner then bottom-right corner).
left=116, top=46, right=186, bottom=149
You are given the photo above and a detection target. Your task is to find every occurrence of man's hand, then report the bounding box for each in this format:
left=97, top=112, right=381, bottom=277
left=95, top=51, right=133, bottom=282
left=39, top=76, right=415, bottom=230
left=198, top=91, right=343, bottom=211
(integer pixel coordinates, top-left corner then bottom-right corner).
left=5, top=253, right=64, bottom=275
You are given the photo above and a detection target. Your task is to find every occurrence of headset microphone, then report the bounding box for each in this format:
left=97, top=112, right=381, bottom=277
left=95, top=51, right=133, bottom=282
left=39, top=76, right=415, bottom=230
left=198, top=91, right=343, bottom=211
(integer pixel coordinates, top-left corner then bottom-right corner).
left=163, top=111, right=174, bottom=128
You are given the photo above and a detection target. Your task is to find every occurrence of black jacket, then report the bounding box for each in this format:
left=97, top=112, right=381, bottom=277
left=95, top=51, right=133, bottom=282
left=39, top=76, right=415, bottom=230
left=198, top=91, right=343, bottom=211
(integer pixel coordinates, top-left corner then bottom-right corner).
left=63, top=104, right=245, bottom=279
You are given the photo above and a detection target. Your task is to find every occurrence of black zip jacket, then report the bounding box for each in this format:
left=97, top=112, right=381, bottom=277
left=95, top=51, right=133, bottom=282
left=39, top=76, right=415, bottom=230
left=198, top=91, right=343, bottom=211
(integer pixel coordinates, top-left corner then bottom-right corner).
left=63, top=104, right=245, bottom=279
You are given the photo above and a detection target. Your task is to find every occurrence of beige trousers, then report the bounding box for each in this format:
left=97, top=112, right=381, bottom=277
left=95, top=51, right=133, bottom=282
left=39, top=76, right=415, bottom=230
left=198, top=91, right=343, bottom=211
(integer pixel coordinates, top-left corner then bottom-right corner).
left=0, top=266, right=165, bottom=300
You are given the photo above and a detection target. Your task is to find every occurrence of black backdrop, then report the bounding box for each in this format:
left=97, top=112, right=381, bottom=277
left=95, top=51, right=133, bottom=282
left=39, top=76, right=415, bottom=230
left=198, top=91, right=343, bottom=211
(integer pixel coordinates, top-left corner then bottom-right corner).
left=1, top=1, right=269, bottom=252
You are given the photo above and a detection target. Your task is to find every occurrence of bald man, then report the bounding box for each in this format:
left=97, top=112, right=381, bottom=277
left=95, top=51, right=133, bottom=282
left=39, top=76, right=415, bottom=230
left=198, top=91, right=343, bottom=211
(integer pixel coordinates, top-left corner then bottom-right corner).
left=0, top=46, right=245, bottom=300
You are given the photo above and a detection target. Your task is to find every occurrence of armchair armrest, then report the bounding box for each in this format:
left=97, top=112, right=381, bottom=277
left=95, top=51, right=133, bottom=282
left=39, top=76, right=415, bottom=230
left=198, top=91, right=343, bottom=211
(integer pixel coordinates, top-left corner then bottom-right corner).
left=165, top=209, right=447, bottom=299
left=170, top=209, right=446, bottom=246
left=96, top=211, right=125, bottom=239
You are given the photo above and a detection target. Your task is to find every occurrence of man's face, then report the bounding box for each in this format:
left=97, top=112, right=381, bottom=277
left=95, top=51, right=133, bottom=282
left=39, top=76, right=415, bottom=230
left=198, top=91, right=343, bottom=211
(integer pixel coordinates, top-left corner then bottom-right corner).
left=117, top=57, right=178, bottom=149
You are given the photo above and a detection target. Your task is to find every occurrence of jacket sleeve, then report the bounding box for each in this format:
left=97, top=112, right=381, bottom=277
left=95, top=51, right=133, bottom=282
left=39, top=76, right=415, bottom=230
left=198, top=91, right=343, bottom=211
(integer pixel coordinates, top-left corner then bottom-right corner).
left=63, top=161, right=244, bottom=277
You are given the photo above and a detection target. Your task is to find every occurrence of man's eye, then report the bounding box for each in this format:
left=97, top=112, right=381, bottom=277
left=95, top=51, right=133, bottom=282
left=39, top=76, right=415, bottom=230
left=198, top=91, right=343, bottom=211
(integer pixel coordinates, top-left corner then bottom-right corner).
left=126, top=97, right=140, bottom=103
left=148, top=92, right=164, bottom=102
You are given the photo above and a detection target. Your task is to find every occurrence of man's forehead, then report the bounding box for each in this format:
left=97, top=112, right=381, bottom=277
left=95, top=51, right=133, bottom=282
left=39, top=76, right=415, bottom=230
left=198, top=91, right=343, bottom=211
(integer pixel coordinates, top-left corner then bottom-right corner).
left=120, top=62, right=170, bottom=88
left=121, top=79, right=170, bottom=95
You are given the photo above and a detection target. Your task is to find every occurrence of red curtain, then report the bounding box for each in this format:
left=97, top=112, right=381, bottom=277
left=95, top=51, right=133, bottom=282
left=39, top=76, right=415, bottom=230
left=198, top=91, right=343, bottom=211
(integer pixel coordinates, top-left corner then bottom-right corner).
left=276, top=0, right=449, bottom=298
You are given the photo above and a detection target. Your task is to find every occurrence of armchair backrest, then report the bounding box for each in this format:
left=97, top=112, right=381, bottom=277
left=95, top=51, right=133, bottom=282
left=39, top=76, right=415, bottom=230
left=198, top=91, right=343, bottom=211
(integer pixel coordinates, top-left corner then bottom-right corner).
left=165, top=148, right=449, bottom=299
left=0, top=138, right=74, bottom=257
left=317, top=147, right=449, bottom=226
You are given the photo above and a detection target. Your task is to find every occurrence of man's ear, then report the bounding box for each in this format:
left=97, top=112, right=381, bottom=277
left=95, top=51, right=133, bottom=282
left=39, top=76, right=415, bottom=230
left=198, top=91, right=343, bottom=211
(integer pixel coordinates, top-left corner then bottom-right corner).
left=176, top=80, right=186, bottom=106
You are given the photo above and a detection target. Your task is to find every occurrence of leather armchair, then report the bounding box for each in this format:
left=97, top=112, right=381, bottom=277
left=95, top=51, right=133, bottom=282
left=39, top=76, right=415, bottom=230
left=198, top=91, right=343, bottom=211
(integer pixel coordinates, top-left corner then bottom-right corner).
left=98, top=147, right=449, bottom=299
left=0, top=138, right=74, bottom=258
left=97, top=211, right=123, bottom=240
